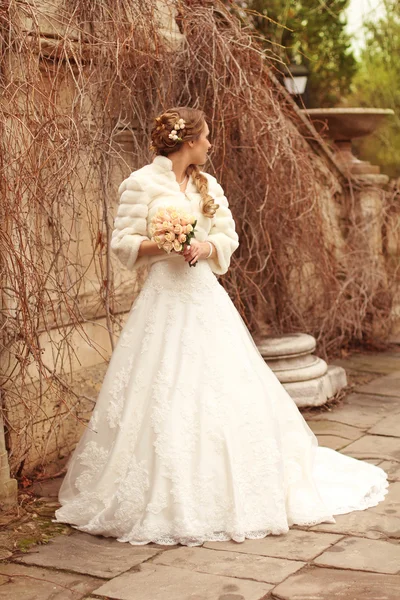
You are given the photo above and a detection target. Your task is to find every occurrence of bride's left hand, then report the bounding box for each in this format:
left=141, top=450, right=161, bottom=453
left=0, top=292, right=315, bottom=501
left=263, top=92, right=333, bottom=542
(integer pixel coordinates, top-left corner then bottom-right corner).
left=180, top=239, right=208, bottom=266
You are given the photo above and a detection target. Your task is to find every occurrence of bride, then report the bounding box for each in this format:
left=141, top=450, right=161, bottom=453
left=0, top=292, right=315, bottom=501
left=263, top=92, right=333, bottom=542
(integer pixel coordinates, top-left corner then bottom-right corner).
left=53, top=106, right=389, bottom=547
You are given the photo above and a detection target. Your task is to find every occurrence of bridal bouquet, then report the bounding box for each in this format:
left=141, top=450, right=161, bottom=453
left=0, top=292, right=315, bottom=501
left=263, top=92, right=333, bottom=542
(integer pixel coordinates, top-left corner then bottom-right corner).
left=149, top=206, right=198, bottom=267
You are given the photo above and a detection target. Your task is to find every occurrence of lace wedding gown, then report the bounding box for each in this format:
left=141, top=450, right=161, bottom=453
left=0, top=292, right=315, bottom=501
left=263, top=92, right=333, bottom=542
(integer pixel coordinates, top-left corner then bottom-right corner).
left=53, top=255, right=389, bottom=546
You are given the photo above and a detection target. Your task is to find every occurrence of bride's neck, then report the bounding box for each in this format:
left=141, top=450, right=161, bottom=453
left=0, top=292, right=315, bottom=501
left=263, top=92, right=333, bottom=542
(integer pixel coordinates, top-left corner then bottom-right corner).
left=169, top=153, right=191, bottom=183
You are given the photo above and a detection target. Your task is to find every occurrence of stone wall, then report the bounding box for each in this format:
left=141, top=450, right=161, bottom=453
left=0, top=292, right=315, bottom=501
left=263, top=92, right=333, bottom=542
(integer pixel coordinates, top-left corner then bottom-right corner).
left=0, top=0, right=184, bottom=500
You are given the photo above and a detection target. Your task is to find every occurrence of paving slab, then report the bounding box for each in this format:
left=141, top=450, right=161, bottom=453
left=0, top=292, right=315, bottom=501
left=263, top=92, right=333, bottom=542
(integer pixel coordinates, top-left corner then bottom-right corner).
left=313, top=435, right=352, bottom=450
left=332, top=351, right=400, bottom=375
left=363, top=457, right=384, bottom=465
left=307, top=420, right=363, bottom=440
left=13, top=531, right=161, bottom=578
left=203, top=530, right=343, bottom=561
left=92, top=562, right=273, bottom=600
left=368, top=412, right=400, bottom=436
left=349, top=392, right=400, bottom=408
left=308, top=506, right=400, bottom=539
left=313, top=536, right=400, bottom=574
left=341, top=434, right=400, bottom=461
left=29, top=477, right=63, bottom=499
left=152, top=545, right=305, bottom=585
left=355, top=371, right=400, bottom=397
left=308, top=394, right=398, bottom=428
left=379, top=460, right=400, bottom=481
left=0, top=562, right=103, bottom=600
left=271, top=565, right=400, bottom=600
left=369, top=482, right=400, bottom=517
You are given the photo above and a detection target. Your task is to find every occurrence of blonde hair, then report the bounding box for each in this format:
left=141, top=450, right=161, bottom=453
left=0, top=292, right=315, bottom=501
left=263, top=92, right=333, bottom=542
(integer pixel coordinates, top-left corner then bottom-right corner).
left=150, top=107, right=219, bottom=218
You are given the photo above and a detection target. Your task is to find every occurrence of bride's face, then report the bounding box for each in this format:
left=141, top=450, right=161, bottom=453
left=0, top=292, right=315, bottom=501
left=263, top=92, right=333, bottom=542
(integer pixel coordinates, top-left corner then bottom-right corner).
left=187, top=121, right=212, bottom=166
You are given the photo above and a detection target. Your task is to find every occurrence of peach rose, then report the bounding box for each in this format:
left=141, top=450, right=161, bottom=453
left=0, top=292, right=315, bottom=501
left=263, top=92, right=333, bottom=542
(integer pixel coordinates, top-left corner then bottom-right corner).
left=178, top=233, right=186, bottom=243
left=163, top=241, right=173, bottom=253
left=165, top=232, right=175, bottom=242
left=173, top=239, right=183, bottom=252
left=185, top=224, right=193, bottom=233
left=174, top=224, right=183, bottom=234
left=154, top=234, right=166, bottom=245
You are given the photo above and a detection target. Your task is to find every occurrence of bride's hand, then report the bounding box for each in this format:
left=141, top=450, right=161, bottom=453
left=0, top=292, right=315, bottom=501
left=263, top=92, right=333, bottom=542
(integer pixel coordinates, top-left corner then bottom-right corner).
left=180, top=239, right=208, bottom=266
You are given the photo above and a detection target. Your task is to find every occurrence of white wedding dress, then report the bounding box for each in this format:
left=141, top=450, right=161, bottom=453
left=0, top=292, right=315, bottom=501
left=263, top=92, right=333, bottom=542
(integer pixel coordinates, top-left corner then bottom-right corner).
left=53, top=255, right=389, bottom=546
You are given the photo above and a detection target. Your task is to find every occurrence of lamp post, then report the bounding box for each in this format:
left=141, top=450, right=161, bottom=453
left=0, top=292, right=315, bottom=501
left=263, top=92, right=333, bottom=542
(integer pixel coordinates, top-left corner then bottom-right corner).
left=282, top=63, right=309, bottom=107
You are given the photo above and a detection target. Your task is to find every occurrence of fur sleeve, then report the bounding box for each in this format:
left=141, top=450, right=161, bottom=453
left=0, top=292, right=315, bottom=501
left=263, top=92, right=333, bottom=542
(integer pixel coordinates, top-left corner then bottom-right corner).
left=110, top=173, right=151, bottom=271
left=205, top=179, right=239, bottom=275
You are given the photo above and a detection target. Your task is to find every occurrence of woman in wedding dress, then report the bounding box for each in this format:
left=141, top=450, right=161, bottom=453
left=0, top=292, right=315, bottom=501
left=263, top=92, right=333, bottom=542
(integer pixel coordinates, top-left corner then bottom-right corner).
left=53, top=107, right=389, bottom=547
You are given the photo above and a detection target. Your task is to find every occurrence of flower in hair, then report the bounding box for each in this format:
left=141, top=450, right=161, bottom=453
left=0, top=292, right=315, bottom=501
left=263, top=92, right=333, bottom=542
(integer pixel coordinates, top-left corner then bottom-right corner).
left=168, top=118, right=186, bottom=141
left=175, top=118, right=186, bottom=130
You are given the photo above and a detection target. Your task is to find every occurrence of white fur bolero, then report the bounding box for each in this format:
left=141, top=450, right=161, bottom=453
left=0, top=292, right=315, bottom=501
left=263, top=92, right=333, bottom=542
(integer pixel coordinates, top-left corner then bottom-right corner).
left=110, top=155, right=239, bottom=275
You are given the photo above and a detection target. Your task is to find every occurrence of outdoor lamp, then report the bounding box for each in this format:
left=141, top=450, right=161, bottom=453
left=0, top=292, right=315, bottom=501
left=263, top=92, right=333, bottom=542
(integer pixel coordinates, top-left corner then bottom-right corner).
left=283, top=63, right=309, bottom=96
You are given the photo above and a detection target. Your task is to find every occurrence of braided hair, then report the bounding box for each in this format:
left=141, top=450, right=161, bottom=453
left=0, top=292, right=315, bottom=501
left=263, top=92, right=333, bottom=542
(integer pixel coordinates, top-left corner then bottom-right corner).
left=150, top=107, right=219, bottom=218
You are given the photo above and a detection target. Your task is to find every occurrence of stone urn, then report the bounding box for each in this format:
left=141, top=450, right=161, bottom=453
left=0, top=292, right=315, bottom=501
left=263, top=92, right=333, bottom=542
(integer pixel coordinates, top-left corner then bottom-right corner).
left=299, top=108, right=394, bottom=175
left=255, top=333, right=347, bottom=408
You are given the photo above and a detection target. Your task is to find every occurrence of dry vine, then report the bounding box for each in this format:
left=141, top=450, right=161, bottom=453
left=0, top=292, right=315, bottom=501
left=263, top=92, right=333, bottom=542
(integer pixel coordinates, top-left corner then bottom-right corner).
left=0, top=0, right=398, bottom=476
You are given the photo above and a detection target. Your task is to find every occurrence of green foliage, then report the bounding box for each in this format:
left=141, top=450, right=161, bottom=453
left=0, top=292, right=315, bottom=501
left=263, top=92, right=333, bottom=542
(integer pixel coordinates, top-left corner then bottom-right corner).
left=347, top=2, right=400, bottom=178
left=242, top=0, right=357, bottom=107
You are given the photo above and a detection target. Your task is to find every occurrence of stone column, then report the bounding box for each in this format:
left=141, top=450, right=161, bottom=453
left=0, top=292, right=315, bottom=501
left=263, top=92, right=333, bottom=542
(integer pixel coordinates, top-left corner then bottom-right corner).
left=356, top=174, right=388, bottom=269
left=354, top=173, right=390, bottom=339
left=0, top=393, right=18, bottom=508
left=256, top=333, right=348, bottom=408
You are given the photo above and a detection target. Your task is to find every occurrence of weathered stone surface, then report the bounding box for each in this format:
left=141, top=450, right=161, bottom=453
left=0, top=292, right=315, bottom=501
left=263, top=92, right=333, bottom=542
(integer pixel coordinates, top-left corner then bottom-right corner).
left=307, top=420, right=363, bottom=440
left=313, top=536, right=400, bottom=574
left=341, top=435, right=400, bottom=461
left=203, top=530, right=343, bottom=561
left=355, top=371, right=400, bottom=397
left=332, top=352, right=400, bottom=375
left=350, top=393, right=400, bottom=409
left=369, top=482, right=400, bottom=517
left=13, top=531, right=161, bottom=578
left=272, top=565, right=400, bottom=599
left=368, top=412, right=400, bottom=436
left=379, top=460, right=400, bottom=481
left=92, top=563, right=273, bottom=600
left=0, top=562, right=103, bottom=600
left=308, top=398, right=394, bottom=429
left=363, top=458, right=384, bottom=465
left=0, top=548, right=12, bottom=560
left=28, top=476, right=63, bottom=499
left=282, top=364, right=347, bottom=408
left=308, top=507, right=400, bottom=539
left=152, top=545, right=305, bottom=584
left=313, top=435, right=352, bottom=450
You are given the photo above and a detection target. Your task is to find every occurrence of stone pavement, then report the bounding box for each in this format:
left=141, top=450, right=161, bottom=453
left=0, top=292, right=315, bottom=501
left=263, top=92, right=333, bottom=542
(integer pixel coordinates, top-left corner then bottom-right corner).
left=2, top=349, right=400, bottom=600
